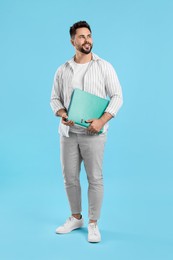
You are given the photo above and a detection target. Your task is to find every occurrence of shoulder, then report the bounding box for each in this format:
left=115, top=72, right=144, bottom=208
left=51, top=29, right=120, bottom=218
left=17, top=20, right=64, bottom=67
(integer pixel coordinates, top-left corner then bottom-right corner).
left=99, top=59, right=115, bottom=72
left=93, top=53, right=115, bottom=71
left=55, top=62, right=69, bottom=74
left=54, top=59, right=72, bottom=78
left=97, top=59, right=116, bottom=77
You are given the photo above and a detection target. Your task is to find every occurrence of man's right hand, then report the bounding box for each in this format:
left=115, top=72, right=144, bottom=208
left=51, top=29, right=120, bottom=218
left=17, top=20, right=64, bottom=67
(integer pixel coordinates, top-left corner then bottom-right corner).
left=56, top=109, right=74, bottom=126
left=61, top=112, right=74, bottom=127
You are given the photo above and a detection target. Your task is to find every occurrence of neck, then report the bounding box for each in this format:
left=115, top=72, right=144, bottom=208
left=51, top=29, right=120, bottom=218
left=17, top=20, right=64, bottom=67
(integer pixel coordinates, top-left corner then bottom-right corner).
left=74, top=51, right=92, bottom=64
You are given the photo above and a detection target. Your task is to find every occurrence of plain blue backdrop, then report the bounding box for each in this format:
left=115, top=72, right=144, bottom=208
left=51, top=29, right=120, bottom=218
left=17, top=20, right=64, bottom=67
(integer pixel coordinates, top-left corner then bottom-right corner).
left=0, top=0, right=173, bottom=259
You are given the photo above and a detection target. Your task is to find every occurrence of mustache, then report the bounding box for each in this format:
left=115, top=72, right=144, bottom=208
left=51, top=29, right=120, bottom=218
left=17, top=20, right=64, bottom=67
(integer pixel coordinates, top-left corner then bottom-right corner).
left=82, top=42, right=92, bottom=46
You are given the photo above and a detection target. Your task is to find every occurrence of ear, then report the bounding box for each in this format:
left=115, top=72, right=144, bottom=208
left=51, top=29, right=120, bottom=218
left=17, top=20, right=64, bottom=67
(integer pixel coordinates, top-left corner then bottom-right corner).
left=71, top=39, right=75, bottom=47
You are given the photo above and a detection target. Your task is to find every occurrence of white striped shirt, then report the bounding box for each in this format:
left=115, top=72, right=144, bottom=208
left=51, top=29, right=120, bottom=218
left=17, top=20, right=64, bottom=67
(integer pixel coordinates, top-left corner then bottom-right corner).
left=50, top=53, right=123, bottom=136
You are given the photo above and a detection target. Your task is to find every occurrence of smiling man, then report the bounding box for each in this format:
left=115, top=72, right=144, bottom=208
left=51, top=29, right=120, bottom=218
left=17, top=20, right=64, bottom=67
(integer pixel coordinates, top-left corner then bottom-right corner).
left=50, top=21, right=123, bottom=243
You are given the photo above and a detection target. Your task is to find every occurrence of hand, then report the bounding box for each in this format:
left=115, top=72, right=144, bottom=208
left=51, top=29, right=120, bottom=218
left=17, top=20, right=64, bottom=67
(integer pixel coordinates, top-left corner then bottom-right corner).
left=86, top=118, right=104, bottom=134
left=61, top=112, right=74, bottom=127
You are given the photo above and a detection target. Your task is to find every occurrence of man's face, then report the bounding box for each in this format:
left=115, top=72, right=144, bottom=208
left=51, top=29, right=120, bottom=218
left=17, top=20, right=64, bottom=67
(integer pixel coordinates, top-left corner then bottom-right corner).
left=71, top=27, right=93, bottom=54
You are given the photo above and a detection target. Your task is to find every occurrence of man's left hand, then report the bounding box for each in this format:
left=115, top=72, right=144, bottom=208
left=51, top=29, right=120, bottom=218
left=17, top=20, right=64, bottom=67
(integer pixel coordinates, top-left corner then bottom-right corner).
left=86, top=118, right=104, bottom=134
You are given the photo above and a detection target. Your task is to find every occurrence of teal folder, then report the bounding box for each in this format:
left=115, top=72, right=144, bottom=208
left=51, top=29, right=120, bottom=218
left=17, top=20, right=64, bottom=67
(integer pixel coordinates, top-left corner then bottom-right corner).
left=67, top=89, right=109, bottom=132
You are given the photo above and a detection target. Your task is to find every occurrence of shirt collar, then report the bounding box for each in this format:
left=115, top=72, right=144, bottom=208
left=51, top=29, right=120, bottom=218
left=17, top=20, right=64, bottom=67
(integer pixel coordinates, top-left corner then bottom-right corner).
left=66, top=52, right=101, bottom=66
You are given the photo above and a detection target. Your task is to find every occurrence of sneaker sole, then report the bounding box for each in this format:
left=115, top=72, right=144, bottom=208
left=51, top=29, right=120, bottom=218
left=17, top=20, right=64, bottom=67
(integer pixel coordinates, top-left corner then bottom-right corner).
left=56, top=225, right=83, bottom=234
left=88, top=237, right=101, bottom=243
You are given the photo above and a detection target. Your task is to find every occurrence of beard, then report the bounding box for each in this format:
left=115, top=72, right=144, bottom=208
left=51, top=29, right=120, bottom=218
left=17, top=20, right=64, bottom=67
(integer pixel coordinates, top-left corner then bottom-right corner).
left=77, top=42, right=93, bottom=54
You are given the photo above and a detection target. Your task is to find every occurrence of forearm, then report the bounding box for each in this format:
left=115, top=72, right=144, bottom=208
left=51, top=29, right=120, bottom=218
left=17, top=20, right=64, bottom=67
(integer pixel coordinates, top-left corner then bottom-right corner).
left=105, top=94, right=123, bottom=117
left=99, top=112, right=113, bottom=125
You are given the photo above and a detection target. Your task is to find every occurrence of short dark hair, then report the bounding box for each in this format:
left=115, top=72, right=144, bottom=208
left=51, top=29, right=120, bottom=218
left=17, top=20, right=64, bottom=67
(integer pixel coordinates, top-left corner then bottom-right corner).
left=69, top=21, right=92, bottom=38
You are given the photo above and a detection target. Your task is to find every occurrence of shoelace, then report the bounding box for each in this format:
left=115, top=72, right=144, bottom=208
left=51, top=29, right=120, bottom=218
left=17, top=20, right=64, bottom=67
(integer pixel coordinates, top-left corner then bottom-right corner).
left=63, top=217, right=74, bottom=227
left=89, top=224, right=98, bottom=236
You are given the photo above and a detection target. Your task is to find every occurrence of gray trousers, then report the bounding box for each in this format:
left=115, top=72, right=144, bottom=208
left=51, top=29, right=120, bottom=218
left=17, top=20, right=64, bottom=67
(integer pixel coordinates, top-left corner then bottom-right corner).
left=60, top=132, right=107, bottom=220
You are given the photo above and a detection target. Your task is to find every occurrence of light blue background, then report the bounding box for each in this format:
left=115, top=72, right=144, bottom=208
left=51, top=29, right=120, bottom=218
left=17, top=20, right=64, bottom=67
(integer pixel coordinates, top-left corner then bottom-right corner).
left=0, top=0, right=173, bottom=259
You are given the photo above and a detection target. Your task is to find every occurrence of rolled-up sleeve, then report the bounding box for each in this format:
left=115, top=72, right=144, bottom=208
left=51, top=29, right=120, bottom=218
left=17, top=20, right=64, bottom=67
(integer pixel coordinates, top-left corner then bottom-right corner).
left=104, top=63, right=123, bottom=117
left=50, top=68, right=65, bottom=115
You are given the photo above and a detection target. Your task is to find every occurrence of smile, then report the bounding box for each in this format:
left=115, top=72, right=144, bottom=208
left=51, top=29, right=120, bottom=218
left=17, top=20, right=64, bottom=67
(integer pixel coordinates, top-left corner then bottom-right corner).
left=83, top=44, right=91, bottom=49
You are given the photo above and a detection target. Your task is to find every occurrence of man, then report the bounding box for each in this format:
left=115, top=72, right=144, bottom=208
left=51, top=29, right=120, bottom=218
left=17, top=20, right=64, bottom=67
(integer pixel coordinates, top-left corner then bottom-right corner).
left=50, top=21, right=123, bottom=243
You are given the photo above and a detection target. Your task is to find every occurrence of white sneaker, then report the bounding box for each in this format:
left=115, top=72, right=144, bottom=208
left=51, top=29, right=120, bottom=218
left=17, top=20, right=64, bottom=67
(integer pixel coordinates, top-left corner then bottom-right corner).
left=88, top=223, right=101, bottom=242
left=55, top=216, right=84, bottom=234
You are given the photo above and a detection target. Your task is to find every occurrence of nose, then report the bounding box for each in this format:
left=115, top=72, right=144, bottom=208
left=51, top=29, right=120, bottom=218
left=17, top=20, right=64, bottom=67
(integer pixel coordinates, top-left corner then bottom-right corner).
left=84, top=38, right=91, bottom=44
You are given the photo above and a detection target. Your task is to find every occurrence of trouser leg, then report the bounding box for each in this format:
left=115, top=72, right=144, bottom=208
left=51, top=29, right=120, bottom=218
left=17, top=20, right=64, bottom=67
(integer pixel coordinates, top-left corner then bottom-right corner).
left=60, top=133, right=82, bottom=214
left=78, top=134, right=107, bottom=220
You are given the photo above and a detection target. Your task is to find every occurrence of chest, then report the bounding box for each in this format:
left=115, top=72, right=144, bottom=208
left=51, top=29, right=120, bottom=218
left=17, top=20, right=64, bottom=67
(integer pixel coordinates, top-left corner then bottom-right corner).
left=62, top=64, right=106, bottom=98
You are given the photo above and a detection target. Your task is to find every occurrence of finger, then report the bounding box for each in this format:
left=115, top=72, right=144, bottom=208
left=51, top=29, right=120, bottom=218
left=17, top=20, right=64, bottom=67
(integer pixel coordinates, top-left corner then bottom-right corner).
left=62, top=112, right=68, bottom=118
left=62, top=119, right=67, bottom=124
left=87, top=125, right=92, bottom=131
left=68, top=122, right=74, bottom=126
left=87, top=130, right=97, bottom=135
left=88, top=125, right=95, bottom=131
left=85, top=119, right=93, bottom=123
left=62, top=116, right=68, bottom=121
left=90, top=127, right=98, bottom=134
left=62, top=119, right=70, bottom=125
left=87, top=126, right=97, bottom=133
left=66, top=120, right=74, bottom=126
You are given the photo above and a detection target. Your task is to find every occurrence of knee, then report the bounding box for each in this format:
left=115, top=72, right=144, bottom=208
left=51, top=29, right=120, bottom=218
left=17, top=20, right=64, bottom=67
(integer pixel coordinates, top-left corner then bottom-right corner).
left=64, top=175, right=80, bottom=188
left=88, top=176, right=103, bottom=186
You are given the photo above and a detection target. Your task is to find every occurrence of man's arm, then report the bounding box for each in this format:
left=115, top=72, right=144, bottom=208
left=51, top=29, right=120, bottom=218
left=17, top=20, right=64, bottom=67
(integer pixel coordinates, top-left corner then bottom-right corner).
left=50, top=68, right=74, bottom=127
left=86, top=62, right=123, bottom=134
left=50, top=67, right=66, bottom=115
left=104, top=62, right=123, bottom=116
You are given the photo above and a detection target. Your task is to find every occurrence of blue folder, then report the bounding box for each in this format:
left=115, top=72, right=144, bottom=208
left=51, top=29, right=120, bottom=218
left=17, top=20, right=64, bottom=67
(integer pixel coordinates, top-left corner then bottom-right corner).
left=67, top=89, right=109, bottom=132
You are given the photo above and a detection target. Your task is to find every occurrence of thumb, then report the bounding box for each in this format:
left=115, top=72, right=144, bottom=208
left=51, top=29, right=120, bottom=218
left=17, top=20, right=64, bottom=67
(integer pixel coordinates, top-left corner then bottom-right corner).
left=62, top=112, right=68, bottom=118
left=85, top=119, right=93, bottom=123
